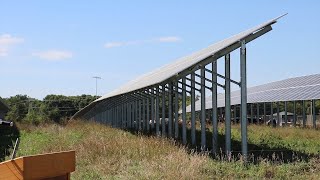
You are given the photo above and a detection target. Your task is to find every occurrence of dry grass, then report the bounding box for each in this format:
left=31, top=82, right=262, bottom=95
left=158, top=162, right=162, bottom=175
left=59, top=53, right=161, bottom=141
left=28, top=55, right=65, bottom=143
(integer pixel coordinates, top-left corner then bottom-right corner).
left=5, top=121, right=320, bottom=179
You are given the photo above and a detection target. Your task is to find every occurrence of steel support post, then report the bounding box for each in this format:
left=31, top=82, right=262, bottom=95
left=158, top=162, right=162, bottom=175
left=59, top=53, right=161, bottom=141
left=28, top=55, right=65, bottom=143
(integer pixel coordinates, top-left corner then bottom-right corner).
left=168, top=82, right=173, bottom=138
left=250, top=104, right=253, bottom=124
left=162, top=85, right=166, bottom=136
left=191, top=72, right=196, bottom=146
left=182, top=77, right=187, bottom=145
left=225, top=53, right=231, bottom=154
left=284, top=101, right=288, bottom=126
left=151, top=96, right=155, bottom=130
left=293, top=101, right=297, bottom=126
left=174, top=82, right=179, bottom=139
left=128, top=103, right=130, bottom=128
left=240, top=40, right=248, bottom=159
left=302, top=100, right=306, bottom=128
left=312, top=99, right=316, bottom=129
left=156, top=86, right=160, bottom=136
left=142, top=98, right=146, bottom=131
left=234, top=105, right=237, bottom=123
left=257, top=103, right=259, bottom=123
left=200, top=67, right=206, bottom=150
left=277, top=102, right=280, bottom=127
left=137, top=100, right=142, bottom=131
left=270, top=102, right=273, bottom=126
left=263, top=102, right=266, bottom=124
left=136, top=101, right=139, bottom=130
left=146, top=97, right=150, bottom=132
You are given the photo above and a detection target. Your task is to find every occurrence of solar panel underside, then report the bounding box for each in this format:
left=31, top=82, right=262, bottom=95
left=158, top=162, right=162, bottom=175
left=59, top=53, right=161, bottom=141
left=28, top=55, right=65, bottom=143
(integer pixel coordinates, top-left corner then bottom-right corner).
left=95, top=15, right=284, bottom=103
left=73, top=14, right=286, bottom=119
left=189, top=74, right=320, bottom=112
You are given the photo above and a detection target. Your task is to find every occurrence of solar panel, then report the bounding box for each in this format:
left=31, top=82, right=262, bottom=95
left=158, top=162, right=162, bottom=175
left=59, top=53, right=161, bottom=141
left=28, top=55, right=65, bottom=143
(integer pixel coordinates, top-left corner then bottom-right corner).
left=73, top=14, right=286, bottom=119
left=187, top=74, right=320, bottom=112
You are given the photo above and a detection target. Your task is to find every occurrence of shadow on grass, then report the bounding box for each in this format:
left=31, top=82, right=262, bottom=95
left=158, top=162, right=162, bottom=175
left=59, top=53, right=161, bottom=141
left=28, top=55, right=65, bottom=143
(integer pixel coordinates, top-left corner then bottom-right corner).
left=122, top=123, right=317, bottom=164
left=0, top=124, right=20, bottom=161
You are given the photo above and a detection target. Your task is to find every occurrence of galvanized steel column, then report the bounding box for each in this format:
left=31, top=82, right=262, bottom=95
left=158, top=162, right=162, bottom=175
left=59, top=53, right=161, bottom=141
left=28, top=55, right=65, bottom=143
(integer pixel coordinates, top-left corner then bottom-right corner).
left=277, top=102, right=280, bottom=127
left=182, top=77, right=187, bottom=145
left=146, top=97, right=150, bottom=132
left=191, top=72, right=196, bottom=146
left=168, top=82, right=173, bottom=138
left=293, top=101, right=297, bottom=126
left=263, top=102, right=266, bottom=124
left=257, top=103, right=259, bottom=123
left=240, top=40, right=248, bottom=158
left=302, top=100, right=306, bottom=128
left=156, top=86, right=160, bottom=136
left=151, top=95, right=155, bottom=130
left=200, top=67, right=206, bottom=150
left=138, top=100, right=142, bottom=131
left=174, top=82, right=179, bottom=139
left=136, top=100, right=139, bottom=130
left=143, top=98, right=146, bottom=131
left=312, top=99, right=316, bottom=129
left=162, top=85, right=166, bottom=136
left=250, top=104, right=253, bottom=124
left=284, top=101, right=288, bottom=126
left=234, top=105, right=237, bottom=123
left=270, top=102, right=273, bottom=126
left=225, top=53, right=231, bottom=154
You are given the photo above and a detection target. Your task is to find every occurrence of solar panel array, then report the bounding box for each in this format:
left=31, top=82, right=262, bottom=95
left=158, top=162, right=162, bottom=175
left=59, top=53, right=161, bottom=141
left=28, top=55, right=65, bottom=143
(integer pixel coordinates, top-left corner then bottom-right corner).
left=188, top=74, right=320, bottom=112
left=95, top=15, right=285, bottom=103
left=73, top=14, right=286, bottom=119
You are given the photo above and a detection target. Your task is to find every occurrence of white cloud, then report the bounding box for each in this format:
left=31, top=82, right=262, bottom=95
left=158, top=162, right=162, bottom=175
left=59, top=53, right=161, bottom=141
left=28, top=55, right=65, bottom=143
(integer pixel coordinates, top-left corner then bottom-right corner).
left=104, top=36, right=181, bottom=49
left=0, top=34, right=24, bottom=57
left=32, top=50, right=73, bottom=61
left=154, top=36, right=181, bottom=43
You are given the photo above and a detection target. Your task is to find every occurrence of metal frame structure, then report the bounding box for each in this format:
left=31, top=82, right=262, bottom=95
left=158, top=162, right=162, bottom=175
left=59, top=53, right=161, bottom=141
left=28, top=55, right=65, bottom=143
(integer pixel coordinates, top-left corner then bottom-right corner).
left=187, top=73, right=320, bottom=129
left=73, top=15, right=285, bottom=159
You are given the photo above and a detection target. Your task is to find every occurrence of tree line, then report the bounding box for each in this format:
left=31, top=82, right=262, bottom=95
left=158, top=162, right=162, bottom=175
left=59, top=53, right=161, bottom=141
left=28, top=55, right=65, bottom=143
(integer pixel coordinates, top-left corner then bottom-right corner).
left=4, top=94, right=97, bottom=124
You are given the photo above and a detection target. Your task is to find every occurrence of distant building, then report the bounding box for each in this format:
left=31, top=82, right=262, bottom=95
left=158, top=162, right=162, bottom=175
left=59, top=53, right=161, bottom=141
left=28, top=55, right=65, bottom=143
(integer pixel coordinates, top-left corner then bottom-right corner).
left=0, top=97, right=9, bottom=120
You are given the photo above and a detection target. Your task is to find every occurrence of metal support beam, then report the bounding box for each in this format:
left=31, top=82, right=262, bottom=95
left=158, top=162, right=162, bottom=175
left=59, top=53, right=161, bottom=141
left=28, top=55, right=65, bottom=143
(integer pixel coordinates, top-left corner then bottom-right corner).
left=250, top=104, right=253, bottom=124
left=191, top=72, right=196, bottom=146
left=195, top=73, right=225, bottom=89
left=302, top=100, right=306, bottom=128
left=205, top=68, right=241, bottom=86
left=174, top=81, right=179, bottom=139
left=293, top=101, right=297, bottom=126
left=240, top=40, right=248, bottom=159
left=182, top=77, right=187, bottom=145
left=225, top=53, right=231, bottom=154
left=168, top=82, right=173, bottom=138
left=142, top=98, right=146, bottom=131
left=156, top=86, right=160, bottom=136
left=146, top=98, right=150, bottom=132
left=284, top=101, right=287, bottom=126
left=200, top=67, right=206, bottom=150
left=151, top=96, right=155, bottom=130
left=312, top=99, right=316, bottom=129
left=264, top=102, right=266, bottom=124
left=270, top=102, right=273, bottom=126
left=277, top=102, right=280, bottom=127
left=257, top=103, right=259, bottom=123
left=162, top=85, right=166, bottom=136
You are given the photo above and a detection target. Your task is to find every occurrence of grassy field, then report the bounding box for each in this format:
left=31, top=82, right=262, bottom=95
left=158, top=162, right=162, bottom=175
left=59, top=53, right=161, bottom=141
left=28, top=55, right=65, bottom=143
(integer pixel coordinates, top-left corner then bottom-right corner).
left=2, top=121, right=320, bottom=179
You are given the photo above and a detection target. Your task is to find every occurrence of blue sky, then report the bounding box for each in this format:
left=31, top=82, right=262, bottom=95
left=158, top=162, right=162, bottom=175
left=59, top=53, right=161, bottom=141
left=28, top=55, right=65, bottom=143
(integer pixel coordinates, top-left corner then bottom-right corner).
left=1, top=1, right=319, bottom=99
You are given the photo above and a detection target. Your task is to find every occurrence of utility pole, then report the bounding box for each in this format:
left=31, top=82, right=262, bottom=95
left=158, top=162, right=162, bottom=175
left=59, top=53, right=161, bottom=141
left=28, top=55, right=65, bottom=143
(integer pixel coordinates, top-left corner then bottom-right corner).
left=92, top=76, right=102, bottom=98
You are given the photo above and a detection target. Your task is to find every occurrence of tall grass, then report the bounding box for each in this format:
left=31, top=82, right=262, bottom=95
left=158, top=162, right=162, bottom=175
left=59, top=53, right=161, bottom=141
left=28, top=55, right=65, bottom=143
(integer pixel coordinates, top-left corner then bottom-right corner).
left=5, top=121, right=320, bottom=179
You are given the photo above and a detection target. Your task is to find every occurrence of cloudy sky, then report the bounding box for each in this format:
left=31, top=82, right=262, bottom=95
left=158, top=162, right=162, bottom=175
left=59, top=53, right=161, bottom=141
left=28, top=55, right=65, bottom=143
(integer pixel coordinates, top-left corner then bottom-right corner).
left=1, top=1, right=320, bottom=99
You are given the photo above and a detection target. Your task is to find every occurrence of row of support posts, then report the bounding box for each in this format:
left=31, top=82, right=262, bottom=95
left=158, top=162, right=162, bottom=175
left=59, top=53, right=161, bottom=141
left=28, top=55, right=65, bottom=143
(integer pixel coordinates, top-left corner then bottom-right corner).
left=88, top=40, right=250, bottom=159
left=240, top=100, right=318, bottom=128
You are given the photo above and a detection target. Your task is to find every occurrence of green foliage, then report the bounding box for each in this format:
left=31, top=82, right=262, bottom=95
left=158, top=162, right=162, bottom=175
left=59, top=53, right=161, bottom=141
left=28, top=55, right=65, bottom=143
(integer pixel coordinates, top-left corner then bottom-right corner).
left=4, top=94, right=96, bottom=124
